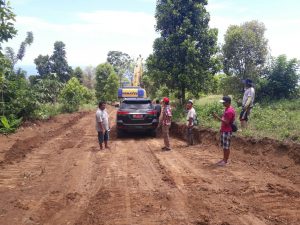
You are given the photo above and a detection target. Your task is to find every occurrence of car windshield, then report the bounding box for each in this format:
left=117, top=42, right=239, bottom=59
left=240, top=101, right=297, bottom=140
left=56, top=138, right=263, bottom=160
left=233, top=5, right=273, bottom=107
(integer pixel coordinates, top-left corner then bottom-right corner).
left=121, top=101, right=152, bottom=110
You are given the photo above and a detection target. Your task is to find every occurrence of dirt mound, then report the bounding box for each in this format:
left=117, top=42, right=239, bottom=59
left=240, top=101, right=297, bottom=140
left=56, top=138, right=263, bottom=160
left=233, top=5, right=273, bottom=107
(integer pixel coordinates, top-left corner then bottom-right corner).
left=1, top=111, right=88, bottom=165
left=170, top=122, right=300, bottom=164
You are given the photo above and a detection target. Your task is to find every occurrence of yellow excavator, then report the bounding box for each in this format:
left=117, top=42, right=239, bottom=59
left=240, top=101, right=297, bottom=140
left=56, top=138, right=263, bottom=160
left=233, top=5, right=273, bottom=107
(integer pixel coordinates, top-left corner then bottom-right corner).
left=118, top=55, right=147, bottom=98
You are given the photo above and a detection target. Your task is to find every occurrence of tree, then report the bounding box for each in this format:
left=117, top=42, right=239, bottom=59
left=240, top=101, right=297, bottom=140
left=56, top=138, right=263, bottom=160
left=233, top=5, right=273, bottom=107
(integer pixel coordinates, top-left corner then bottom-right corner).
left=33, top=78, right=64, bottom=104
left=0, top=0, right=17, bottom=53
left=73, top=66, right=83, bottom=83
left=95, top=63, right=117, bottom=100
left=82, top=65, right=95, bottom=89
left=34, top=54, right=52, bottom=78
left=0, top=0, right=17, bottom=117
left=107, top=51, right=132, bottom=84
left=147, top=0, right=219, bottom=103
left=103, top=72, right=119, bottom=102
left=50, top=41, right=72, bottom=82
left=263, top=55, right=300, bottom=99
left=222, top=20, right=268, bottom=80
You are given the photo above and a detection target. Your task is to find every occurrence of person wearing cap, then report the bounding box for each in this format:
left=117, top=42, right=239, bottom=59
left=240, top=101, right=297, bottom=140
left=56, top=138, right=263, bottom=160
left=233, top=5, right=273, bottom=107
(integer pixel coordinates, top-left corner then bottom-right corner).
left=213, top=96, right=236, bottom=166
left=240, top=79, right=255, bottom=129
left=186, top=100, right=197, bottom=146
left=158, top=97, right=172, bottom=151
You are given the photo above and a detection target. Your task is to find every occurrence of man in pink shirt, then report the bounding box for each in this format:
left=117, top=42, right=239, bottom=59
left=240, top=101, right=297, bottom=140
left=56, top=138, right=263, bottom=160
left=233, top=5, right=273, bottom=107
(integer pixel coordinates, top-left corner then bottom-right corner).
left=213, top=96, right=236, bottom=166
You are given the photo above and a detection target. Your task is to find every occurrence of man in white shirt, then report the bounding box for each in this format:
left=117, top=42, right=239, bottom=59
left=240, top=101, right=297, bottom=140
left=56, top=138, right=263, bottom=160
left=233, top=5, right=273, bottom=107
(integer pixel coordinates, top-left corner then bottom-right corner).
left=186, top=100, right=197, bottom=146
left=240, top=79, right=255, bottom=129
left=96, top=101, right=110, bottom=150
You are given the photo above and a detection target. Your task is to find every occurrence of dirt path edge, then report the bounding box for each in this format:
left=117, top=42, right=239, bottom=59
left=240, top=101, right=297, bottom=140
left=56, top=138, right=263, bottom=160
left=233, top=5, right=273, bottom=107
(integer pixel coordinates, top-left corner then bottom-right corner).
left=170, top=122, right=300, bottom=164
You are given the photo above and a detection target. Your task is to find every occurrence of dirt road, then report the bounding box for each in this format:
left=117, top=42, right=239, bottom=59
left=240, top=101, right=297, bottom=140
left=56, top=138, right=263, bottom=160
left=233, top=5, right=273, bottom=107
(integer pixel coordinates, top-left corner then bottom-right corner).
left=0, top=109, right=299, bottom=225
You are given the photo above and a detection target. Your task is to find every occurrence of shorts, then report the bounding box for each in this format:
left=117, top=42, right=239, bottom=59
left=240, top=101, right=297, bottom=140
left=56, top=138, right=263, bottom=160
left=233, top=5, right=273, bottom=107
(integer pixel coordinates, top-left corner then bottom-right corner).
left=98, top=131, right=109, bottom=144
left=240, top=108, right=251, bottom=121
left=220, top=132, right=232, bottom=150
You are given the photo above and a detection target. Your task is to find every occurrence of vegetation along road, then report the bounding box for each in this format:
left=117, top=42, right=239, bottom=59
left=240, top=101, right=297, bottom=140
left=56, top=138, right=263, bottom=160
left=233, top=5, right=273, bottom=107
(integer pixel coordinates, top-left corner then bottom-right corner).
left=0, top=108, right=299, bottom=225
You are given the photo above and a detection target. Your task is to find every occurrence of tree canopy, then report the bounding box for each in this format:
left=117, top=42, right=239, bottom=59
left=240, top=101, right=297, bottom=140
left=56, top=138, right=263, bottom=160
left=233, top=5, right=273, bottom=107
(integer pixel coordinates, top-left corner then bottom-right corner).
left=107, top=51, right=132, bottom=84
left=95, top=63, right=119, bottom=101
left=0, top=0, right=17, bottom=52
left=222, top=20, right=268, bottom=80
left=73, top=66, right=83, bottom=83
left=5, top=31, right=33, bottom=68
left=146, top=0, right=219, bottom=102
left=261, top=55, right=300, bottom=100
left=34, top=41, right=72, bottom=82
left=50, top=41, right=72, bottom=82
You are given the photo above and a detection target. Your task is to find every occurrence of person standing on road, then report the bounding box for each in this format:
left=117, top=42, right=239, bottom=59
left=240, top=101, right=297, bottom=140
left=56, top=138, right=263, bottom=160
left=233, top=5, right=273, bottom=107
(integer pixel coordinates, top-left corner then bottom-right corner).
left=96, top=101, right=110, bottom=150
left=154, top=99, right=162, bottom=119
left=186, top=100, right=197, bottom=146
left=213, top=96, right=236, bottom=166
left=159, top=97, right=172, bottom=151
left=240, top=79, right=255, bottom=130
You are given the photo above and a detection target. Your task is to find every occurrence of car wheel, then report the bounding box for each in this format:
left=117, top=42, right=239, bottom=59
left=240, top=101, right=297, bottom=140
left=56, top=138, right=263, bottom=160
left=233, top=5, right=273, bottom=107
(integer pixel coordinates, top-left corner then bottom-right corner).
left=117, top=129, right=124, bottom=138
left=150, top=129, right=157, bottom=137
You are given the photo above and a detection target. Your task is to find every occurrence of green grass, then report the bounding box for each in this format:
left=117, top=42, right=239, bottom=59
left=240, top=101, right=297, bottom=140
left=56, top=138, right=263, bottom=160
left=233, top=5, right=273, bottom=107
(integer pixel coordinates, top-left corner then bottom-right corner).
left=245, top=100, right=300, bottom=141
left=195, top=95, right=223, bottom=106
left=32, top=103, right=63, bottom=120
left=175, top=95, right=300, bottom=142
left=79, top=103, right=97, bottom=111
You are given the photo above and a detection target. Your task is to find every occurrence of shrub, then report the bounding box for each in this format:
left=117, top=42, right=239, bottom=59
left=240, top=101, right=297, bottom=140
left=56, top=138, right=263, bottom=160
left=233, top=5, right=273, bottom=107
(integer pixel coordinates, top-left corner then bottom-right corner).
left=3, top=76, right=38, bottom=119
left=59, top=77, right=95, bottom=113
left=0, top=115, right=22, bottom=134
left=32, top=103, right=63, bottom=120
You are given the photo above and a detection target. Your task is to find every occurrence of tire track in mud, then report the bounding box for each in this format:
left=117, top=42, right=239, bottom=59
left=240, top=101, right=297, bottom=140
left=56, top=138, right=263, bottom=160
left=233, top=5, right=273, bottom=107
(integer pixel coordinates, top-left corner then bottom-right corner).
left=0, top=111, right=103, bottom=225
left=0, top=114, right=88, bottom=189
left=23, top=110, right=118, bottom=225
left=144, top=139, right=300, bottom=225
left=0, top=108, right=299, bottom=225
left=1, top=111, right=88, bottom=166
left=75, top=137, right=192, bottom=225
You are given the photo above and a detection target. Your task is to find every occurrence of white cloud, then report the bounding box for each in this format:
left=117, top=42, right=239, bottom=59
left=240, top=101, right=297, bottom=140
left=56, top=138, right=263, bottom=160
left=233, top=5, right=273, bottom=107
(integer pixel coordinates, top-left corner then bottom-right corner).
left=4, top=10, right=158, bottom=68
left=206, top=2, right=227, bottom=11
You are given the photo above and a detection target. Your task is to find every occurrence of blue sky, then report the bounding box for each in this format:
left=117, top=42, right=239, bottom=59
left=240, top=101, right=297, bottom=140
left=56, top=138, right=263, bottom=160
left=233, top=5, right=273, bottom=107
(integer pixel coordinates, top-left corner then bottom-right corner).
left=5, top=0, right=300, bottom=74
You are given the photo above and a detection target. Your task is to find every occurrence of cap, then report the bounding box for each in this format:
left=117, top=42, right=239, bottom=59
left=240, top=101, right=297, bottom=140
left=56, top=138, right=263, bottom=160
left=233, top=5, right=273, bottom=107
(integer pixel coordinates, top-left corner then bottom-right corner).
left=163, top=97, right=169, bottom=103
left=219, top=96, right=231, bottom=103
left=242, top=79, right=253, bottom=85
left=187, top=99, right=193, bottom=104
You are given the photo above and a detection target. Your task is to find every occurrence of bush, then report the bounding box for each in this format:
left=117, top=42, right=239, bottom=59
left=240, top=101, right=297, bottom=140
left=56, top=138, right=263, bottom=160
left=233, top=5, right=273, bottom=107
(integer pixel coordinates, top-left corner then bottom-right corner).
left=32, top=78, right=64, bottom=104
left=0, top=115, right=22, bottom=134
left=32, top=103, right=63, bottom=120
left=59, top=77, right=95, bottom=113
left=194, top=101, right=224, bottom=129
left=2, top=76, right=38, bottom=119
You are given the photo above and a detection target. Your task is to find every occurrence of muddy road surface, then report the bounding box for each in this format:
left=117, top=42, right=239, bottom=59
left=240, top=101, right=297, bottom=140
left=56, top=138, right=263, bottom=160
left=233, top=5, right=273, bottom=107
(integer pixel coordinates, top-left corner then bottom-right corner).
left=0, top=109, right=299, bottom=225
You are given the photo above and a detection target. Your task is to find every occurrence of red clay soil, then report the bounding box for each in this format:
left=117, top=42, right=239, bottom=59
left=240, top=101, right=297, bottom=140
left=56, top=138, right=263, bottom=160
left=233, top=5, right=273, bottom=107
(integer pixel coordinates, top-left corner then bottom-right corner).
left=171, top=123, right=300, bottom=164
left=0, top=108, right=299, bottom=225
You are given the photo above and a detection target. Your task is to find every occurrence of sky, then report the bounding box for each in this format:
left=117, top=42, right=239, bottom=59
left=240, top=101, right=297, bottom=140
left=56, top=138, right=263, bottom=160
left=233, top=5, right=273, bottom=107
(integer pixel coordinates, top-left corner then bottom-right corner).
left=4, top=0, right=300, bottom=74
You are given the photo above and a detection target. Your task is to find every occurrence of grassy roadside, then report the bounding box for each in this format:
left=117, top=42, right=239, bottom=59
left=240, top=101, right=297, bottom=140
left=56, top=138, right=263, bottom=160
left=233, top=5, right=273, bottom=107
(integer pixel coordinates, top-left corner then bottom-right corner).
left=32, top=103, right=97, bottom=120
left=173, top=95, right=300, bottom=142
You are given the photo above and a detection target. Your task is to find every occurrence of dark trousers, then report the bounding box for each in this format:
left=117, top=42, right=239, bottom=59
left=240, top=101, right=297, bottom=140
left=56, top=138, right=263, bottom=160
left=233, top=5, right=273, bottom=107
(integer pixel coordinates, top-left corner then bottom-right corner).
left=187, top=127, right=194, bottom=146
